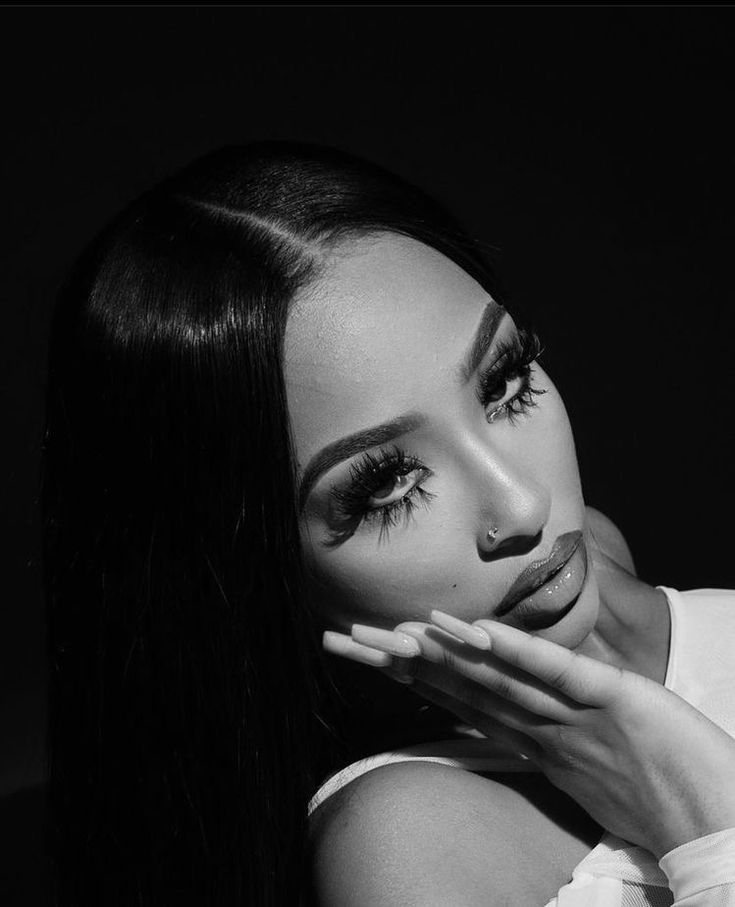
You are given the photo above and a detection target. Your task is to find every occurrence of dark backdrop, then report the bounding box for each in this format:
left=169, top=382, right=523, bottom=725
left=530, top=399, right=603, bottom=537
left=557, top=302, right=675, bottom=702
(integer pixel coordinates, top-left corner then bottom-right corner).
left=2, top=7, right=734, bottom=900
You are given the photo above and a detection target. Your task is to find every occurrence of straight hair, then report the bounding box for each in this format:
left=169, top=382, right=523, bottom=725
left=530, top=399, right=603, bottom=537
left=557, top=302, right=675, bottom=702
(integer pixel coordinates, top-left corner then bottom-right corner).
left=39, top=141, right=509, bottom=905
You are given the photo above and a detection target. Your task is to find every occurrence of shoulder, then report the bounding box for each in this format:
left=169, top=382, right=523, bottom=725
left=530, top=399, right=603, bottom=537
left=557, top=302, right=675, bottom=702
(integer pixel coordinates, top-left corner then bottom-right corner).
left=308, top=760, right=546, bottom=907
left=584, top=505, right=637, bottom=576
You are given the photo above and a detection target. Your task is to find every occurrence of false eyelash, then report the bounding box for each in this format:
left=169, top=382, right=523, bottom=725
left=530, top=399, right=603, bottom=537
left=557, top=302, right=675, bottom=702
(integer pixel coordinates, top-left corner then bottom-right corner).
left=325, top=447, right=436, bottom=546
left=324, top=325, right=547, bottom=546
left=493, top=380, right=548, bottom=426
left=476, top=325, right=545, bottom=409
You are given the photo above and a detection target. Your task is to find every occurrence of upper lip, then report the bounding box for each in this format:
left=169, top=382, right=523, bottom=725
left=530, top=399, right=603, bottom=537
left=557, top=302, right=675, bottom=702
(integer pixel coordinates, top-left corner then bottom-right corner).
left=495, top=529, right=583, bottom=617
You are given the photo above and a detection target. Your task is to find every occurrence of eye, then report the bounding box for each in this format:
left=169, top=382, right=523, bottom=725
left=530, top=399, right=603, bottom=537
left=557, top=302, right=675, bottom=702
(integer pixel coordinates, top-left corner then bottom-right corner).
left=477, top=327, right=547, bottom=425
left=324, top=447, right=436, bottom=547
left=483, top=374, right=513, bottom=405
left=364, top=469, right=424, bottom=510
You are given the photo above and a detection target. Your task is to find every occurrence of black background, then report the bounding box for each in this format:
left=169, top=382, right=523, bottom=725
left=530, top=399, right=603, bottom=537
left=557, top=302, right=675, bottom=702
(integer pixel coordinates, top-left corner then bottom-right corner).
left=2, top=9, right=734, bottom=880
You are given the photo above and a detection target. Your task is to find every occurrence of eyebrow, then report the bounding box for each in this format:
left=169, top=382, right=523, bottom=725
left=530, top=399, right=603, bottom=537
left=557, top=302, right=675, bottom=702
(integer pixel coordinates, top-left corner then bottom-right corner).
left=455, top=300, right=507, bottom=385
left=297, top=301, right=506, bottom=513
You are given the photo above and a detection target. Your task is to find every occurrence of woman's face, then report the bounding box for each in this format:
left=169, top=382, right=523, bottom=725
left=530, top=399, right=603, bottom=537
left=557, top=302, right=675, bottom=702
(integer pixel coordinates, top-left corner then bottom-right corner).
left=284, top=232, right=601, bottom=650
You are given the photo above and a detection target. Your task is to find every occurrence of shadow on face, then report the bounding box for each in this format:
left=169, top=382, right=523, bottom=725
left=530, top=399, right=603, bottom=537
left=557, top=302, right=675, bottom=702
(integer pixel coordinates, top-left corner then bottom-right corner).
left=285, top=232, right=599, bottom=652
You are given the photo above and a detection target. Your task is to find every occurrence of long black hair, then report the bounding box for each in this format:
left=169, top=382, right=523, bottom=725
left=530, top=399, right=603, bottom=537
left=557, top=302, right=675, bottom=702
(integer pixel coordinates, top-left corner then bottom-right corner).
left=39, top=141, right=510, bottom=905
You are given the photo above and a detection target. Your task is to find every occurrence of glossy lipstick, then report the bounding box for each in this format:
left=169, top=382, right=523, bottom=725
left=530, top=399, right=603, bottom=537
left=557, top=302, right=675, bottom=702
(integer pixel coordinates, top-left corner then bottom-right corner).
left=493, top=529, right=587, bottom=629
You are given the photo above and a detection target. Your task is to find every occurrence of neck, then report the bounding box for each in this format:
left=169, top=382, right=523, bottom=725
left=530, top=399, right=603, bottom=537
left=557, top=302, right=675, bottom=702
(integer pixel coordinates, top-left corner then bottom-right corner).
left=574, top=540, right=672, bottom=686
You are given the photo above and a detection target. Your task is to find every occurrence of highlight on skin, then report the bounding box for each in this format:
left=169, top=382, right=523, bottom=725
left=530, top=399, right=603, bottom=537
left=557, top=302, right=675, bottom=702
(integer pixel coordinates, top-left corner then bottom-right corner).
left=41, top=141, right=670, bottom=907
left=285, top=232, right=602, bottom=654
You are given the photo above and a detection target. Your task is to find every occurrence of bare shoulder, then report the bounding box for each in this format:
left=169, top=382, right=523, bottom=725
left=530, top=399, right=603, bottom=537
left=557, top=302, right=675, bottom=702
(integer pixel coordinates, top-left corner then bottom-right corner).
left=584, top=505, right=637, bottom=576
left=308, top=761, right=589, bottom=907
left=308, top=762, right=523, bottom=906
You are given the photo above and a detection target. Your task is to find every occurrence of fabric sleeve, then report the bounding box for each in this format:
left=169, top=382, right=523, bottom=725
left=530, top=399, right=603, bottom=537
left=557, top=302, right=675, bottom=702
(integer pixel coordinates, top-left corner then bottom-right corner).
left=658, top=828, right=735, bottom=905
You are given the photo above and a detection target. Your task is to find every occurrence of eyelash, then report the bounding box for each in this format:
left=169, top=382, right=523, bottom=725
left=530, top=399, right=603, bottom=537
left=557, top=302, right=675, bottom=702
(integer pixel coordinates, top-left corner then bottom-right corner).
left=477, top=325, right=547, bottom=425
left=325, top=447, right=437, bottom=547
left=324, top=326, right=547, bottom=546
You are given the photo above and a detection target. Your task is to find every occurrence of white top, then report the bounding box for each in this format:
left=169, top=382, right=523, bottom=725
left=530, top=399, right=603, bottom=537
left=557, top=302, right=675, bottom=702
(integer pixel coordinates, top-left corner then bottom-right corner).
left=308, top=586, right=735, bottom=905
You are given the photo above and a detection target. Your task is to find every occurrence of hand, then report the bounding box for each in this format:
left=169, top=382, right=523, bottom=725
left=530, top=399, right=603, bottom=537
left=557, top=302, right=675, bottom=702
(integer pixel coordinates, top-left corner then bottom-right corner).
left=323, top=613, right=735, bottom=860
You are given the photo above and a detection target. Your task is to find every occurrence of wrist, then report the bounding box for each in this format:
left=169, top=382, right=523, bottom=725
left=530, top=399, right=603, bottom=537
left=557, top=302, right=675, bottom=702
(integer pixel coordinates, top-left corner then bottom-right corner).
left=658, top=827, right=735, bottom=900
left=649, top=816, right=735, bottom=862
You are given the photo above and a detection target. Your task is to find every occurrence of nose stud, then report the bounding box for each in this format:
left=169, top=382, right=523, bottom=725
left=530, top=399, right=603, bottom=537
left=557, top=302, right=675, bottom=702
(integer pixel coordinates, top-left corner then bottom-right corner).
left=487, top=525, right=499, bottom=543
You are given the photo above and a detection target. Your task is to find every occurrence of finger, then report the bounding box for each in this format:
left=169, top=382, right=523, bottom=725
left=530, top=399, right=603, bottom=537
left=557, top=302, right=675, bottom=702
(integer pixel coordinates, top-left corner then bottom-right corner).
left=469, top=617, right=617, bottom=706
left=322, top=630, right=395, bottom=667
left=397, top=620, right=576, bottom=723
left=409, top=677, right=543, bottom=766
left=379, top=662, right=417, bottom=685
left=386, top=621, right=549, bottom=739
left=411, top=609, right=493, bottom=650
left=329, top=624, right=553, bottom=753
left=351, top=623, right=423, bottom=657
left=410, top=658, right=558, bottom=745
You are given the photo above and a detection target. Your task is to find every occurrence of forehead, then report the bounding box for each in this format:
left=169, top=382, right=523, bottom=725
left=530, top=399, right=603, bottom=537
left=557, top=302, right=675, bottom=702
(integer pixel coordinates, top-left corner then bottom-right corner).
left=284, top=233, right=493, bottom=470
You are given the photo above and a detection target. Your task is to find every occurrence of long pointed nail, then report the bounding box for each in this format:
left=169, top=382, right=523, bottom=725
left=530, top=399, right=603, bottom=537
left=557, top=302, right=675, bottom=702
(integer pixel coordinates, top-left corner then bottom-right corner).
left=429, top=610, right=492, bottom=650
left=322, top=631, right=393, bottom=666
left=351, top=624, right=422, bottom=656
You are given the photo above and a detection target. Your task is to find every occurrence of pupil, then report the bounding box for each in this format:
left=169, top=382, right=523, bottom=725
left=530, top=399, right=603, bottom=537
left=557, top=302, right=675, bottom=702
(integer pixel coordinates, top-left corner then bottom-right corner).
left=373, top=472, right=408, bottom=501
left=488, top=379, right=507, bottom=403
left=372, top=479, right=396, bottom=501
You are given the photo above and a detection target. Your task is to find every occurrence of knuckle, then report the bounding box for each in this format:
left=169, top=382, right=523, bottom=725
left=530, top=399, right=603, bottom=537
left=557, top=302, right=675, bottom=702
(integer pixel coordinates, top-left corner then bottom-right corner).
left=543, top=724, right=584, bottom=768
left=609, top=667, right=648, bottom=711
left=438, top=648, right=460, bottom=672
left=492, top=671, right=516, bottom=701
left=548, top=659, right=576, bottom=693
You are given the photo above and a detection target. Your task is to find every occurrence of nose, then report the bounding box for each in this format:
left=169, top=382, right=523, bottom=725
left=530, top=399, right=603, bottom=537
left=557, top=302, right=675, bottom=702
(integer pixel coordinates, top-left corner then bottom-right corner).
left=464, top=438, right=551, bottom=560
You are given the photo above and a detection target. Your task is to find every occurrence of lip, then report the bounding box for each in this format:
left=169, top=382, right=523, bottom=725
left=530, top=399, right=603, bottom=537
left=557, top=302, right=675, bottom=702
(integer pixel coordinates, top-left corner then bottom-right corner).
left=495, top=529, right=584, bottom=617
left=506, top=543, right=588, bottom=630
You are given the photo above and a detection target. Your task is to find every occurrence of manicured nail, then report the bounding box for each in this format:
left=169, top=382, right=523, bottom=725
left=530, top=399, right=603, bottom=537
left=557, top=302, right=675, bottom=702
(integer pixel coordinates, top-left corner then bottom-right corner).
left=322, top=631, right=393, bottom=666
left=429, top=610, right=492, bottom=650
left=472, top=618, right=527, bottom=638
left=351, top=624, right=423, bottom=657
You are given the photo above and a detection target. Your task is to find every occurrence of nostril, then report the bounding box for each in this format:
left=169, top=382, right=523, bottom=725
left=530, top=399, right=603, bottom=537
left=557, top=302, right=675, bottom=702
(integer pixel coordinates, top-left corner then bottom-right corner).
left=481, top=529, right=544, bottom=560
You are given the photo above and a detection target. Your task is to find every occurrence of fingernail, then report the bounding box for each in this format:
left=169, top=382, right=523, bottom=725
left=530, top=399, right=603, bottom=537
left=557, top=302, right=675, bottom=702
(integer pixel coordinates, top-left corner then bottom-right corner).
left=472, top=619, right=525, bottom=638
left=429, top=610, right=492, bottom=650
left=322, top=630, right=393, bottom=666
left=351, top=624, right=423, bottom=657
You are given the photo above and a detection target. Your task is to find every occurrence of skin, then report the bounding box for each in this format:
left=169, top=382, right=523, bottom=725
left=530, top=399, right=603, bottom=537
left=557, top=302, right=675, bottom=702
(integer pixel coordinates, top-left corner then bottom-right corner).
left=286, top=232, right=735, bottom=903
left=284, top=232, right=672, bottom=716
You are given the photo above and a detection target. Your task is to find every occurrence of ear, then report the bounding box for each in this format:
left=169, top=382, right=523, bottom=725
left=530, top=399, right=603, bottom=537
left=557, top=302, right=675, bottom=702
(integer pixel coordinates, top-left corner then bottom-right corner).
left=584, top=505, right=637, bottom=577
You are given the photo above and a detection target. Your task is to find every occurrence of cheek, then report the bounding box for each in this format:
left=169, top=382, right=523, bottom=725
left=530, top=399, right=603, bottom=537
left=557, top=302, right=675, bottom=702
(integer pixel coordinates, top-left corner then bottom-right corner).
left=534, top=374, right=583, bottom=498
left=302, top=373, right=584, bottom=633
left=302, top=534, right=467, bottom=632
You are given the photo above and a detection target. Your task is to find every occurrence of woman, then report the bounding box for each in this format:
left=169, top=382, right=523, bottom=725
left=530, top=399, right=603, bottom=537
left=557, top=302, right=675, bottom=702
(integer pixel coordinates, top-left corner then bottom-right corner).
left=40, top=140, right=735, bottom=906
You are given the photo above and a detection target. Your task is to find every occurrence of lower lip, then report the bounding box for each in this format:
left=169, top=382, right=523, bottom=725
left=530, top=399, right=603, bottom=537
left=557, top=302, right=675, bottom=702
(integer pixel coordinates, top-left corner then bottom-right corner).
left=506, top=542, right=588, bottom=630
